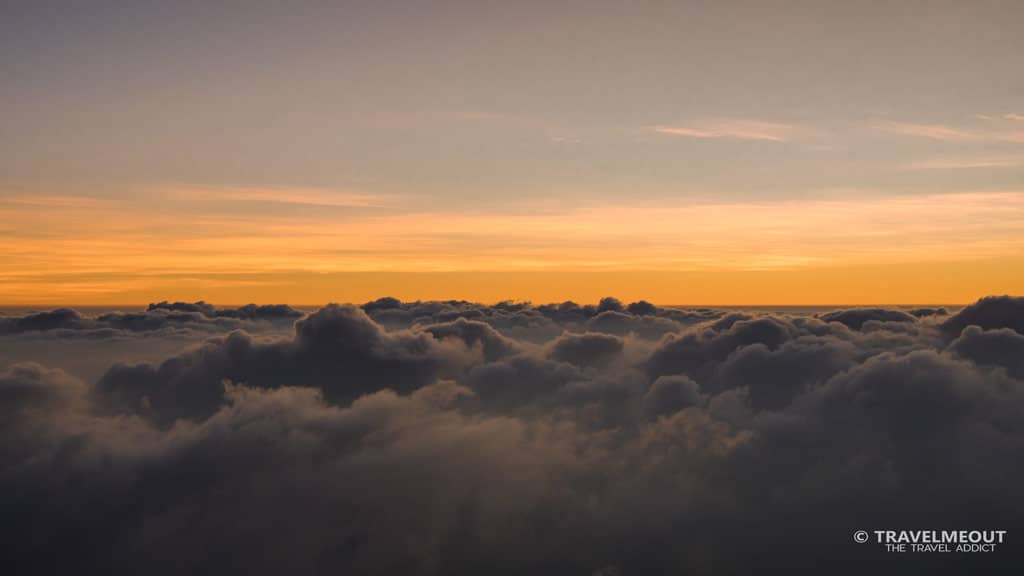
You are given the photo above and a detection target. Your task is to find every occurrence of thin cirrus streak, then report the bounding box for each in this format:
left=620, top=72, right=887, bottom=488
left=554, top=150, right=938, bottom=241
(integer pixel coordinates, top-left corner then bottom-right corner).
left=1, top=194, right=109, bottom=208
left=164, top=185, right=399, bottom=208
left=2, top=188, right=1024, bottom=303
left=902, top=156, right=1024, bottom=170
left=650, top=118, right=799, bottom=142
left=874, top=121, right=1024, bottom=143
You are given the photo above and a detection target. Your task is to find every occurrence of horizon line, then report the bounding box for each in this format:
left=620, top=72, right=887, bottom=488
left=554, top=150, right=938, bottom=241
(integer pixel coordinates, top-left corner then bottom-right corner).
left=0, top=301, right=971, bottom=309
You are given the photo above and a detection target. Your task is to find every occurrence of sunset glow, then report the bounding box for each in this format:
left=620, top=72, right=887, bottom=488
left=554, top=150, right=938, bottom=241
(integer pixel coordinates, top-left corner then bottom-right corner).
left=2, top=187, right=1023, bottom=304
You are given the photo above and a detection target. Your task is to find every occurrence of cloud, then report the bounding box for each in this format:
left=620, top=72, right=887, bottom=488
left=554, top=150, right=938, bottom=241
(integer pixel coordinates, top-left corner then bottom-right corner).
left=3, top=308, right=87, bottom=332
left=948, top=325, right=1024, bottom=379
left=818, top=308, right=917, bottom=330
left=642, top=374, right=703, bottom=419
left=0, top=362, right=85, bottom=418
left=547, top=332, right=625, bottom=368
left=0, top=194, right=107, bottom=208
left=651, top=118, right=799, bottom=142
left=941, top=295, right=1024, bottom=335
left=874, top=121, right=1024, bottom=143
left=2, top=295, right=1024, bottom=573
left=902, top=156, right=1024, bottom=170
left=0, top=301, right=303, bottom=339
left=166, top=185, right=396, bottom=208
left=907, top=307, right=948, bottom=318
left=147, top=300, right=303, bottom=320
left=420, top=317, right=525, bottom=362
left=359, top=297, right=714, bottom=342
left=92, top=304, right=474, bottom=424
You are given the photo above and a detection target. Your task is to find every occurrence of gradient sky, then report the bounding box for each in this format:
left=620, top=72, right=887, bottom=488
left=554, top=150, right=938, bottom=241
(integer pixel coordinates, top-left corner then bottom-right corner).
left=2, top=0, right=1023, bottom=304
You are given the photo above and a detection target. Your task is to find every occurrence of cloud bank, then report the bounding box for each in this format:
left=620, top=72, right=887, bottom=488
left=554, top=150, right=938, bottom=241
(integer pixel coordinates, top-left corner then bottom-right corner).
left=0, top=301, right=303, bottom=339
left=2, top=296, right=1023, bottom=574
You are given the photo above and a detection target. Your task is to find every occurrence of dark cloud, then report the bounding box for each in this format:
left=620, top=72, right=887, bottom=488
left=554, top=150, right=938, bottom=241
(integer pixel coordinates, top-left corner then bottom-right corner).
left=642, top=374, right=702, bottom=419
left=362, top=298, right=564, bottom=342
left=597, top=296, right=625, bottom=313
left=464, top=355, right=582, bottom=412
left=3, top=307, right=87, bottom=332
left=584, top=310, right=684, bottom=339
left=93, top=304, right=474, bottom=424
left=818, top=308, right=917, bottom=330
left=0, top=362, right=85, bottom=417
left=647, top=316, right=801, bottom=382
left=908, top=306, right=948, bottom=318
left=715, top=337, right=857, bottom=411
left=948, top=325, right=1024, bottom=379
left=0, top=301, right=303, bottom=339
left=2, top=296, right=1024, bottom=574
left=146, top=300, right=219, bottom=315
left=421, top=318, right=524, bottom=362
left=547, top=332, right=624, bottom=368
left=942, top=295, right=1024, bottom=335
left=710, top=348, right=1024, bottom=574
left=147, top=300, right=303, bottom=320
left=625, top=299, right=657, bottom=316
left=358, top=297, right=720, bottom=342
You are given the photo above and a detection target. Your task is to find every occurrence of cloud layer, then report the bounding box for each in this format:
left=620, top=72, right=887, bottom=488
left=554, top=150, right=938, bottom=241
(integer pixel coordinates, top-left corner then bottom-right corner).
left=2, top=296, right=1024, bottom=574
left=0, top=301, right=303, bottom=339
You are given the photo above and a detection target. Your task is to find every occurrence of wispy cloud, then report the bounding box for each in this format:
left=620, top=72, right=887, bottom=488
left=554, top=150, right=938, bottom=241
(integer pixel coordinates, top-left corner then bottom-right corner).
left=650, top=118, right=799, bottom=142
left=549, top=135, right=582, bottom=145
left=874, top=122, right=980, bottom=141
left=5, top=188, right=1023, bottom=283
left=454, top=110, right=512, bottom=122
left=902, top=155, right=1024, bottom=170
left=874, top=121, right=1024, bottom=143
left=166, top=186, right=396, bottom=208
left=4, top=184, right=1024, bottom=304
left=1006, top=113, right=1024, bottom=122
left=0, top=194, right=107, bottom=208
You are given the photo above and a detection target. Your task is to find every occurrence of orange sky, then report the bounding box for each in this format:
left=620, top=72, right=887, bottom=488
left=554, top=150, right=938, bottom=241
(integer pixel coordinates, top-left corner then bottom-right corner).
left=2, top=187, right=1022, bottom=305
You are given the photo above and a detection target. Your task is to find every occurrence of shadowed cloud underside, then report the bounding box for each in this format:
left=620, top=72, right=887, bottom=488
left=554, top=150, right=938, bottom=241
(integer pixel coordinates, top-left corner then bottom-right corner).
left=2, top=294, right=1024, bottom=574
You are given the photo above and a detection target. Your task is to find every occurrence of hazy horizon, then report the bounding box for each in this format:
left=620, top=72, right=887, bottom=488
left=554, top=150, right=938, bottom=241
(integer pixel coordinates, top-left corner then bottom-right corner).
left=0, top=300, right=973, bottom=309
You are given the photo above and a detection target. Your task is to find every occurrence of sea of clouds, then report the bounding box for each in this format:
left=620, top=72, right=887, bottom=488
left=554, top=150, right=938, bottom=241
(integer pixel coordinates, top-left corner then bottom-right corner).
left=3, top=295, right=1024, bottom=574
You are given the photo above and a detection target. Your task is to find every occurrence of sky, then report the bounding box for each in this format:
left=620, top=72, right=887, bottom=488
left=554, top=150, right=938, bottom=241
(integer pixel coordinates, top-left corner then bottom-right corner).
left=2, top=0, right=1023, bottom=304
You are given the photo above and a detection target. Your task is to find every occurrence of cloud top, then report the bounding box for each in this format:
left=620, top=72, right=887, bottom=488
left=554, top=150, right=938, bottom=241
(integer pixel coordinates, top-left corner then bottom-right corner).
left=2, top=295, right=1023, bottom=573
